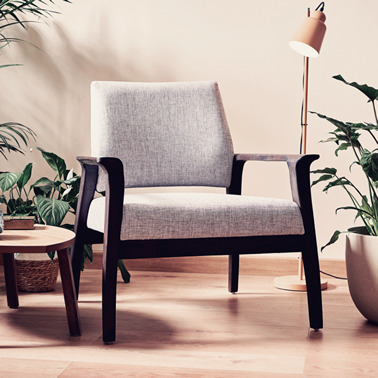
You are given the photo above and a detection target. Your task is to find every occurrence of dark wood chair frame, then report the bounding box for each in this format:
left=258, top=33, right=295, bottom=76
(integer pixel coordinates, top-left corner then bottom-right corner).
left=71, top=153, right=323, bottom=343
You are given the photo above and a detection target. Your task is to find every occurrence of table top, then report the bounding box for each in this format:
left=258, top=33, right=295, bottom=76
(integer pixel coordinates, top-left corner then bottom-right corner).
left=0, top=225, right=75, bottom=253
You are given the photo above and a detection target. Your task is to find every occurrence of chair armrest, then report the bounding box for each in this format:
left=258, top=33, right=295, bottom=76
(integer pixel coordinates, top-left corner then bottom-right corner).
left=75, top=156, right=125, bottom=244
left=228, top=153, right=319, bottom=234
left=77, top=156, right=125, bottom=190
left=228, top=153, right=319, bottom=195
left=234, top=153, right=318, bottom=164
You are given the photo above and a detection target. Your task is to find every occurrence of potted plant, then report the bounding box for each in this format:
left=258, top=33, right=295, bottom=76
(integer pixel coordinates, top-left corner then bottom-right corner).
left=311, top=74, right=378, bottom=323
left=0, top=148, right=84, bottom=291
left=0, top=148, right=131, bottom=290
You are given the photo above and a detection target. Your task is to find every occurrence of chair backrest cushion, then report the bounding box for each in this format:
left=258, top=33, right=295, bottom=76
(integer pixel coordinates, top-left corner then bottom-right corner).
left=91, top=81, right=234, bottom=190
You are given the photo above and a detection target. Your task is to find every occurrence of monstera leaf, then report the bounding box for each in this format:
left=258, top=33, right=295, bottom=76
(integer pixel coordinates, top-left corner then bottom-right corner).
left=36, top=196, right=70, bottom=226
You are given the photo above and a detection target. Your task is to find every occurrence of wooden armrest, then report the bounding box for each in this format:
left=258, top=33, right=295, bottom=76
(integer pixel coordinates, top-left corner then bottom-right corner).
left=234, top=153, right=319, bottom=164
left=75, top=156, right=124, bottom=242
left=77, top=156, right=122, bottom=167
left=228, top=154, right=319, bottom=232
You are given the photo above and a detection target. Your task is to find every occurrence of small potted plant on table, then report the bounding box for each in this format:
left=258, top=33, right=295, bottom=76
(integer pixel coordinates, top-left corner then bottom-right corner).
left=0, top=148, right=83, bottom=291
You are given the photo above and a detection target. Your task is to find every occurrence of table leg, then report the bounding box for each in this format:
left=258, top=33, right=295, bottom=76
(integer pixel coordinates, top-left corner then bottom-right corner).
left=57, top=248, right=81, bottom=336
left=3, top=253, right=19, bottom=309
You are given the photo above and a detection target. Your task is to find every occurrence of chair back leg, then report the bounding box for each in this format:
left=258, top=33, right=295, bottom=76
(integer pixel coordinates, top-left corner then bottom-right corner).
left=228, top=254, right=240, bottom=293
left=302, top=236, right=323, bottom=330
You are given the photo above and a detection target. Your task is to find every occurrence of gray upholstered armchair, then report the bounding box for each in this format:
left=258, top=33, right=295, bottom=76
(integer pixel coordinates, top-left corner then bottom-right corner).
left=71, top=81, right=323, bottom=343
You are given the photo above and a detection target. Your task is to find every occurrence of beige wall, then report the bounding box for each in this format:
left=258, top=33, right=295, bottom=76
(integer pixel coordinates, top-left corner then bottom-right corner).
left=1, top=0, right=377, bottom=260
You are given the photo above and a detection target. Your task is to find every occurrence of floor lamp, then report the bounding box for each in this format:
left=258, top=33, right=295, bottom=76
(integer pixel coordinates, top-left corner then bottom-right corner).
left=274, top=2, right=328, bottom=291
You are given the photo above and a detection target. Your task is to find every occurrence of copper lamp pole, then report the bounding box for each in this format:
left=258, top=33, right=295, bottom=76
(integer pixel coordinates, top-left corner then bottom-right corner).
left=274, top=4, right=328, bottom=291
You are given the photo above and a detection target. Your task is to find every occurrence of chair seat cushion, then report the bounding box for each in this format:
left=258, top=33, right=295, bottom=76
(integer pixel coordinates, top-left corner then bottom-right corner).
left=87, top=193, right=305, bottom=240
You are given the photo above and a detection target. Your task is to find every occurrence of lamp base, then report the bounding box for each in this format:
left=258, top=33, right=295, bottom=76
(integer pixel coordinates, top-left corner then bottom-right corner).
left=274, top=275, right=328, bottom=292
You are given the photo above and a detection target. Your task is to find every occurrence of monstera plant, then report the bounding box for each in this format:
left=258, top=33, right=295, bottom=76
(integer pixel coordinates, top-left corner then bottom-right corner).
left=311, top=75, right=378, bottom=248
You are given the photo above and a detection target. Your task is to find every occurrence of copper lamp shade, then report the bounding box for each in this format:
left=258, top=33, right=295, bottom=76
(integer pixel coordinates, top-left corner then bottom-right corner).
left=289, top=10, right=326, bottom=58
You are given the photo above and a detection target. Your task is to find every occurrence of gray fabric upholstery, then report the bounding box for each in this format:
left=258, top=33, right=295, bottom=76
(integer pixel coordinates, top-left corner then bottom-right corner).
left=91, top=81, right=234, bottom=191
left=87, top=193, right=305, bottom=240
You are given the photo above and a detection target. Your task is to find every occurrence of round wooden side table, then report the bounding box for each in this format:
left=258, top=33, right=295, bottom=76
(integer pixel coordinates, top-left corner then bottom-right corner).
left=0, top=225, right=81, bottom=336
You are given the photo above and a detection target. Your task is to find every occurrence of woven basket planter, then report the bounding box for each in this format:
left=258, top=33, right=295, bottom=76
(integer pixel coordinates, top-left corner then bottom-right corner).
left=15, top=258, right=59, bottom=292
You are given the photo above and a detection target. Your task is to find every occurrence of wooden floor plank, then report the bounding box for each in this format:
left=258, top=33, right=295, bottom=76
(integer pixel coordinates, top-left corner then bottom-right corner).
left=0, top=269, right=377, bottom=377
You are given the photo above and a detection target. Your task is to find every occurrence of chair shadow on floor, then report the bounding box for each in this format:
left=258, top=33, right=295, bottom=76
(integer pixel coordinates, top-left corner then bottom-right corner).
left=1, top=280, right=318, bottom=348
left=1, top=305, right=176, bottom=348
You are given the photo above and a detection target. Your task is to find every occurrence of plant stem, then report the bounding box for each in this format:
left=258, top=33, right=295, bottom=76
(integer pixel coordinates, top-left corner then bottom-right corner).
left=367, top=130, right=378, bottom=145
left=338, top=175, right=375, bottom=235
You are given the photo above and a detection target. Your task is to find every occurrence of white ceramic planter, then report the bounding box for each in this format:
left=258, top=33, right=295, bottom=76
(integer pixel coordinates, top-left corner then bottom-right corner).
left=346, top=232, right=378, bottom=323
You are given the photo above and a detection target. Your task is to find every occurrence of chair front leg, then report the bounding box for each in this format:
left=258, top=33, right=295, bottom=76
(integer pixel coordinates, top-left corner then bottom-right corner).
left=97, top=157, right=125, bottom=344
left=102, top=236, right=120, bottom=344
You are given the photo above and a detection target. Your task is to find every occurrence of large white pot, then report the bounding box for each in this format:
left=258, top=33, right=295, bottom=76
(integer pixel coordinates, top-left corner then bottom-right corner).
left=346, top=232, right=378, bottom=323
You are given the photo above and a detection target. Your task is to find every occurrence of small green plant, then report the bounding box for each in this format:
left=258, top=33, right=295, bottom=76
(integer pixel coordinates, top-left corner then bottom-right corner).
left=0, top=147, right=131, bottom=282
left=311, top=75, right=378, bottom=250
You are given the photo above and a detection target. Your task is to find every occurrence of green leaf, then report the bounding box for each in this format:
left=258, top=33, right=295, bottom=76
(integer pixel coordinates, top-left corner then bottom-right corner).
left=311, top=174, right=334, bottom=187
left=36, top=196, right=70, bottom=226
left=311, top=168, right=337, bottom=175
left=335, top=206, right=373, bottom=218
left=335, top=143, right=351, bottom=156
left=0, top=122, right=36, bottom=159
left=347, top=226, right=370, bottom=235
left=360, top=149, right=378, bottom=182
left=17, top=162, right=33, bottom=191
left=348, top=122, right=378, bottom=132
left=321, top=230, right=342, bottom=252
left=47, top=252, right=55, bottom=261
left=0, top=171, right=21, bottom=192
left=37, top=147, right=66, bottom=179
left=31, top=177, right=55, bottom=189
left=311, top=112, right=361, bottom=152
left=6, top=198, right=35, bottom=216
left=118, top=260, right=131, bottom=283
left=323, top=178, right=351, bottom=192
left=32, top=177, right=55, bottom=198
left=333, top=75, right=378, bottom=102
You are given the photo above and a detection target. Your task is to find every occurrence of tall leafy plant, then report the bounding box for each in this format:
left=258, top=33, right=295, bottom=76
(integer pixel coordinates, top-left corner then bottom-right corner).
left=311, top=75, right=378, bottom=249
left=0, top=0, right=70, bottom=158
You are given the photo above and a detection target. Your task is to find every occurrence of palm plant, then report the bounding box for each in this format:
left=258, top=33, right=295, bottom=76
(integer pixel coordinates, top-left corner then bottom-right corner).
left=0, top=0, right=70, bottom=159
left=311, top=75, right=378, bottom=249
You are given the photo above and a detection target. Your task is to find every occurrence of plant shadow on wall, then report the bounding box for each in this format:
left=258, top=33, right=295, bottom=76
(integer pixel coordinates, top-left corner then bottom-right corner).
left=0, top=19, right=178, bottom=157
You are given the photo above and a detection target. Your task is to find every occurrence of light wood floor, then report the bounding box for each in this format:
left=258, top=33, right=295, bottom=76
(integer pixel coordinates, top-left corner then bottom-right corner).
left=0, top=269, right=378, bottom=377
